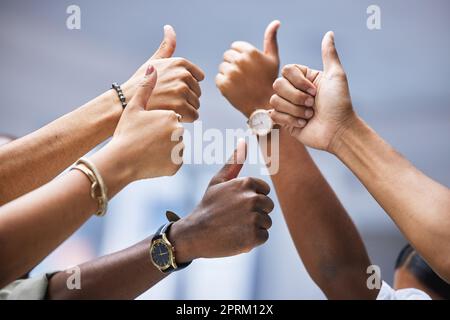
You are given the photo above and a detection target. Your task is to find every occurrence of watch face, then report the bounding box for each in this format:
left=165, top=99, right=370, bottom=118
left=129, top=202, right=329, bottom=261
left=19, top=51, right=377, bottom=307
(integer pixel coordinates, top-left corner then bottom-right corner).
left=150, top=240, right=171, bottom=269
left=248, top=110, right=273, bottom=136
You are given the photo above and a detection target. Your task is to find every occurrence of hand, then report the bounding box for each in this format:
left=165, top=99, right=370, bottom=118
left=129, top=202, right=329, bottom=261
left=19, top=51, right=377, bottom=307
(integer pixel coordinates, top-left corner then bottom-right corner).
left=169, top=140, right=275, bottom=262
left=216, top=20, right=281, bottom=118
left=122, top=25, right=205, bottom=122
left=270, top=31, right=356, bottom=153
left=105, top=66, right=184, bottom=182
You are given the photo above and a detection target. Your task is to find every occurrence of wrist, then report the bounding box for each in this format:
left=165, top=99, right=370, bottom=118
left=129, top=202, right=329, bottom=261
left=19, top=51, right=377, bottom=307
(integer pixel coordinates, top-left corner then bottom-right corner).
left=243, top=101, right=273, bottom=119
left=167, top=219, right=199, bottom=264
left=103, top=89, right=125, bottom=131
left=89, top=143, right=135, bottom=197
left=329, top=114, right=366, bottom=157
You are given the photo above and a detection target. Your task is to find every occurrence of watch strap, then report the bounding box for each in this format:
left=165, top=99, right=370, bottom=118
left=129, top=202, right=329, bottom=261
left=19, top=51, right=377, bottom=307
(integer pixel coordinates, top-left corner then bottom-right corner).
left=151, top=211, right=191, bottom=274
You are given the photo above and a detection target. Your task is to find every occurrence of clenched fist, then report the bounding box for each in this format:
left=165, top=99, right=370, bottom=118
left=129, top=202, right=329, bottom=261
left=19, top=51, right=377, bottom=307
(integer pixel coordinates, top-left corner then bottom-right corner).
left=106, top=66, right=185, bottom=182
left=122, top=25, right=205, bottom=122
left=216, top=21, right=281, bottom=118
left=169, top=140, right=275, bottom=263
left=270, top=32, right=356, bottom=153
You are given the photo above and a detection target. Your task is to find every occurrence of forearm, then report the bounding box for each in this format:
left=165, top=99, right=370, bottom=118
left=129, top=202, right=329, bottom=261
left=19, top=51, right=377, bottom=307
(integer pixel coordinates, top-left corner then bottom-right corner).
left=46, top=217, right=195, bottom=300
left=46, top=237, right=167, bottom=300
left=0, top=145, right=131, bottom=287
left=334, top=116, right=450, bottom=281
left=0, top=90, right=122, bottom=205
left=262, top=128, right=376, bottom=299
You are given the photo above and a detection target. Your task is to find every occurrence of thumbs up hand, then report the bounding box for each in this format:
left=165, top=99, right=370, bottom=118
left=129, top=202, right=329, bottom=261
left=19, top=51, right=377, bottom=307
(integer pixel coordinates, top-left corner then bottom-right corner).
left=270, top=31, right=356, bottom=153
left=216, top=20, right=281, bottom=118
left=105, top=66, right=185, bottom=183
left=122, top=25, right=205, bottom=123
left=168, top=140, right=275, bottom=263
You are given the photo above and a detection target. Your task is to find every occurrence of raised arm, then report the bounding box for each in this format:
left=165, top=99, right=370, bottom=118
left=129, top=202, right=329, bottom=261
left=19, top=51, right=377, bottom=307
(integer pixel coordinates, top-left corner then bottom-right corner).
left=271, top=31, right=450, bottom=282
left=216, top=22, right=376, bottom=299
left=0, top=68, right=184, bottom=287
left=0, top=25, right=204, bottom=205
left=47, top=141, right=275, bottom=299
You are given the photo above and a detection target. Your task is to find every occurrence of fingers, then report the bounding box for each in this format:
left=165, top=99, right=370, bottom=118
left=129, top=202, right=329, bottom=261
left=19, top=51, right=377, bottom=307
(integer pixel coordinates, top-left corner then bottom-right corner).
left=128, top=65, right=157, bottom=110
left=254, top=212, right=273, bottom=230
left=218, top=62, right=236, bottom=75
left=255, top=229, right=269, bottom=245
left=182, top=72, right=202, bottom=97
left=180, top=58, right=205, bottom=82
left=209, top=139, right=247, bottom=185
left=151, top=25, right=177, bottom=60
left=179, top=104, right=199, bottom=123
left=231, top=41, right=256, bottom=53
left=263, top=20, right=280, bottom=58
left=223, top=49, right=241, bottom=63
left=273, top=77, right=315, bottom=107
left=270, top=110, right=307, bottom=129
left=254, top=194, right=275, bottom=214
left=236, top=177, right=270, bottom=195
left=281, top=64, right=317, bottom=96
left=270, top=94, right=314, bottom=120
left=215, top=73, right=227, bottom=88
left=321, top=31, right=343, bottom=73
left=185, top=87, right=200, bottom=110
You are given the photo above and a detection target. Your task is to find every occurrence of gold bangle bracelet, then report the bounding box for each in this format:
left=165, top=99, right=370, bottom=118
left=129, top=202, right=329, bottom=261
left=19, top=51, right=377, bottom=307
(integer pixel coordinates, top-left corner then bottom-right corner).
left=71, top=157, right=108, bottom=217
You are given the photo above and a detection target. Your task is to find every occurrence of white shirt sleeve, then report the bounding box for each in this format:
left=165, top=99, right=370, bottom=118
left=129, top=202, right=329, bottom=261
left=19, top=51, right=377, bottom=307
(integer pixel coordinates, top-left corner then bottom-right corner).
left=376, top=281, right=431, bottom=300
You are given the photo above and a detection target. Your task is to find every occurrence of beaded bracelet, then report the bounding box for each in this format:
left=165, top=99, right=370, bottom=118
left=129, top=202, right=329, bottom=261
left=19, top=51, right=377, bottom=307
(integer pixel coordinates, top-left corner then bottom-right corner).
left=111, top=82, right=127, bottom=109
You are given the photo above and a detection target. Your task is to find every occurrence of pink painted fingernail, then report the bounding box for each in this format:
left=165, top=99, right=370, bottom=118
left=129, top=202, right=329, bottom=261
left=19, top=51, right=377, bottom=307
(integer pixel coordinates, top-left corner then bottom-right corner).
left=305, top=97, right=314, bottom=107
left=305, top=109, right=314, bottom=118
left=146, top=65, right=155, bottom=76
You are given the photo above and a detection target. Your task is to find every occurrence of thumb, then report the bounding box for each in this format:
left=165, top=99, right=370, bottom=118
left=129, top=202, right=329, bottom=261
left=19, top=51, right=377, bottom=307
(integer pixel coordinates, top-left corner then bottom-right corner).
left=127, top=65, right=158, bottom=110
left=151, top=25, right=177, bottom=59
left=209, top=139, right=247, bottom=186
left=321, top=31, right=343, bottom=73
left=263, top=20, right=281, bottom=58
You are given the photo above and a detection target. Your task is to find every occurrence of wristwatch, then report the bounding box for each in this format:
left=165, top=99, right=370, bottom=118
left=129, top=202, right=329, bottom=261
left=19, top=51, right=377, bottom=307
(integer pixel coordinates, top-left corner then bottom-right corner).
left=149, top=211, right=192, bottom=274
left=247, top=109, right=274, bottom=136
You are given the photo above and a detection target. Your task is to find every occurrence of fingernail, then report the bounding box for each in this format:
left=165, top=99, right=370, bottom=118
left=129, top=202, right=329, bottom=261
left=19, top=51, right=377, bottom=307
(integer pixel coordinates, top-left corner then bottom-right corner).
left=297, top=119, right=306, bottom=127
left=305, top=97, right=314, bottom=107
left=146, top=65, right=155, bottom=76
left=307, top=88, right=316, bottom=96
left=305, top=109, right=314, bottom=118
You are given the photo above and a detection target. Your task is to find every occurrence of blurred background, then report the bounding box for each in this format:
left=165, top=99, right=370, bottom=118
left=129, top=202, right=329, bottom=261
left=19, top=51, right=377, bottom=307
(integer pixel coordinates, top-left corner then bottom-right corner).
left=0, top=0, right=449, bottom=299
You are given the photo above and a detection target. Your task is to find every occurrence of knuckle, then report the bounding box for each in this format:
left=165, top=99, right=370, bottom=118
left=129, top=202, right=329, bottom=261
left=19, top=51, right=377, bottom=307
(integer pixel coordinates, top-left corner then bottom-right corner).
left=179, top=70, right=192, bottom=81
left=174, top=57, right=188, bottom=66
left=190, top=109, right=199, bottom=121
left=269, top=94, right=278, bottom=106
left=272, top=77, right=283, bottom=91
left=236, top=53, right=249, bottom=65
left=259, top=230, right=269, bottom=243
left=270, top=94, right=279, bottom=107
left=282, top=64, right=295, bottom=76
left=177, top=83, right=189, bottom=95
left=241, top=177, right=254, bottom=189
left=248, top=48, right=259, bottom=57
left=219, top=61, right=228, bottom=70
